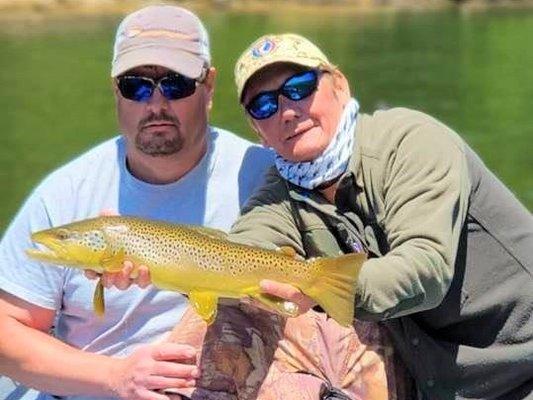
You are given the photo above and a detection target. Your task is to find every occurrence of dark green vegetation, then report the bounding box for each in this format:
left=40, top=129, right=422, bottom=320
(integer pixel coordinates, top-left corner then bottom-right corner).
left=1, top=9, right=532, bottom=231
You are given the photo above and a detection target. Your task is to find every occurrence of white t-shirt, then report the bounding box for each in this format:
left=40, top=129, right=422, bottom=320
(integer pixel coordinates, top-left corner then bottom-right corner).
left=0, top=127, right=274, bottom=399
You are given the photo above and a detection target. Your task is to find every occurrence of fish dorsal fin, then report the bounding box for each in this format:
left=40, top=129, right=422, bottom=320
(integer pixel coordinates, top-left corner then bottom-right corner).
left=187, top=226, right=227, bottom=240
left=277, top=246, right=298, bottom=259
left=100, top=247, right=125, bottom=273
left=188, top=291, right=219, bottom=325
left=93, top=278, right=105, bottom=317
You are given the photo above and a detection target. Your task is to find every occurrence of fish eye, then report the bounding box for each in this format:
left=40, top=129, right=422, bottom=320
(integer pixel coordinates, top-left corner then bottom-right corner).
left=55, top=229, right=70, bottom=240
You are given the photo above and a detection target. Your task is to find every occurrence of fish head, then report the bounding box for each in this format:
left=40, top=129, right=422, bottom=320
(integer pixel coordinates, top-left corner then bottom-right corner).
left=26, top=221, right=108, bottom=271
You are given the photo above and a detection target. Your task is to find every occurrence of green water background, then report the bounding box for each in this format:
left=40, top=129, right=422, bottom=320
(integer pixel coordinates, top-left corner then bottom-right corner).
left=1, top=8, right=532, bottom=232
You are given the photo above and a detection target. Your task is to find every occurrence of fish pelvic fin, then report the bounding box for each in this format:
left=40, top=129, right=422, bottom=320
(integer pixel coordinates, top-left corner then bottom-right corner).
left=93, top=278, right=105, bottom=317
left=304, top=252, right=367, bottom=327
left=188, top=291, right=218, bottom=325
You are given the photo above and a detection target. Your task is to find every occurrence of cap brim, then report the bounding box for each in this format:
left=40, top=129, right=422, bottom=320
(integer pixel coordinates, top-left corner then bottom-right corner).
left=111, top=47, right=205, bottom=79
left=238, top=56, right=323, bottom=100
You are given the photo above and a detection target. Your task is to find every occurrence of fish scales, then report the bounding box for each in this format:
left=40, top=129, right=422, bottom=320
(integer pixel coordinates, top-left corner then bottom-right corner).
left=26, top=216, right=365, bottom=326
left=109, top=220, right=311, bottom=281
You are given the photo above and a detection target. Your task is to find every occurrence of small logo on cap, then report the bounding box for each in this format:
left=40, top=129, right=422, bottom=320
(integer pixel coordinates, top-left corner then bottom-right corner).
left=251, top=38, right=276, bottom=58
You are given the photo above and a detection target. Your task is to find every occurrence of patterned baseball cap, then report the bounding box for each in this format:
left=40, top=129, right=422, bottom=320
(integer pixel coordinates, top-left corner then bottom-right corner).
left=111, top=5, right=210, bottom=79
left=234, top=33, right=332, bottom=100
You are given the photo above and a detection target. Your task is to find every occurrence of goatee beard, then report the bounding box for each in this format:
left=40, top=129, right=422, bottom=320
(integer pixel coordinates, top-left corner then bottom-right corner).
left=136, top=112, right=183, bottom=156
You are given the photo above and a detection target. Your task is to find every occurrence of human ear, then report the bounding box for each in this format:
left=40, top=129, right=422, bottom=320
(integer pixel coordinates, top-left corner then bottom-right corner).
left=332, top=70, right=351, bottom=102
left=204, top=67, right=217, bottom=110
left=112, top=79, right=122, bottom=109
left=111, top=78, right=120, bottom=98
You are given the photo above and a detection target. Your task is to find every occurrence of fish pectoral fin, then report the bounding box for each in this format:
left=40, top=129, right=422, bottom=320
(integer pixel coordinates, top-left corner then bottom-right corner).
left=252, top=293, right=300, bottom=317
left=188, top=291, right=218, bottom=325
left=100, top=247, right=125, bottom=273
left=93, top=278, right=105, bottom=317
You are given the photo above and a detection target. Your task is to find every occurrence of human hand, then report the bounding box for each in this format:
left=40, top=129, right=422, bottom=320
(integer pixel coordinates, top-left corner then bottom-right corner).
left=258, top=279, right=316, bottom=316
left=84, top=261, right=152, bottom=290
left=109, top=342, right=199, bottom=400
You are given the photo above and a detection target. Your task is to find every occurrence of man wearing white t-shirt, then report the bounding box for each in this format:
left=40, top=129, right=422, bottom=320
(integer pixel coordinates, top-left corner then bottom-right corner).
left=0, top=5, right=272, bottom=400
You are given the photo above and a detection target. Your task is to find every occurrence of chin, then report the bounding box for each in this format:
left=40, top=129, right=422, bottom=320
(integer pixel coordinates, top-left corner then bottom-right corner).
left=281, top=152, right=317, bottom=163
left=281, top=132, right=325, bottom=162
left=283, top=145, right=323, bottom=163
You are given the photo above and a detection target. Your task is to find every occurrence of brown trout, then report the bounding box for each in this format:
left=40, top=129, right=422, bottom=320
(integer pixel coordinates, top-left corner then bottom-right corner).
left=26, top=216, right=365, bottom=326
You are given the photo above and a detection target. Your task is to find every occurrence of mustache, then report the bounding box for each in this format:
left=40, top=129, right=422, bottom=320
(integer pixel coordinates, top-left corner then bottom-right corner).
left=138, top=112, right=180, bottom=129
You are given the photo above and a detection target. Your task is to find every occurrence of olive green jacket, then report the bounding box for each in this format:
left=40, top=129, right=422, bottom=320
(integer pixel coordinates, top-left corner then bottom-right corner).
left=229, top=108, right=533, bottom=399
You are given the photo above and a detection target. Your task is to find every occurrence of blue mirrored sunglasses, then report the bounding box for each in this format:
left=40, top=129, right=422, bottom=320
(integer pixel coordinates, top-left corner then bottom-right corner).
left=245, top=70, right=319, bottom=120
left=116, top=73, right=199, bottom=102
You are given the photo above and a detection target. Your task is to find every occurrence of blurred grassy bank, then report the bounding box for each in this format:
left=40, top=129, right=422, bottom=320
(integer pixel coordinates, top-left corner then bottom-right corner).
left=2, top=0, right=533, bottom=20
left=0, top=5, right=532, bottom=233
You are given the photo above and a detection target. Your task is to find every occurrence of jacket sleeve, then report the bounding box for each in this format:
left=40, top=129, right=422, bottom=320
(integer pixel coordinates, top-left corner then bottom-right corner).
left=228, top=168, right=306, bottom=256
left=356, top=118, right=471, bottom=321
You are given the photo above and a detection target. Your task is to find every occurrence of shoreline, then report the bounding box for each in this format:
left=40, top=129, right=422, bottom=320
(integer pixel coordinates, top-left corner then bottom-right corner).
left=1, top=0, right=533, bottom=21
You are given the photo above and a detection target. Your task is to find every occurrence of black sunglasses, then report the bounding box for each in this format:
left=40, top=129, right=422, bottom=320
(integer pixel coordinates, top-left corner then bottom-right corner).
left=116, top=73, right=200, bottom=102
left=245, top=70, right=319, bottom=120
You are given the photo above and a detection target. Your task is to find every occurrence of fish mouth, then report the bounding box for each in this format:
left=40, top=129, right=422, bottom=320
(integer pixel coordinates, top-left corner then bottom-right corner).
left=27, top=232, right=103, bottom=271
left=25, top=247, right=65, bottom=263
left=26, top=233, right=74, bottom=265
left=26, top=246, right=102, bottom=271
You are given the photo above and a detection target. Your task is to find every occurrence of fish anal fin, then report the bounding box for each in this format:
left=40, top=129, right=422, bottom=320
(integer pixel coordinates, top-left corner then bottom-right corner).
left=100, top=247, right=125, bottom=273
left=188, top=291, right=219, bottom=325
left=93, top=278, right=105, bottom=317
left=252, top=293, right=300, bottom=317
left=304, top=252, right=367, bottom=327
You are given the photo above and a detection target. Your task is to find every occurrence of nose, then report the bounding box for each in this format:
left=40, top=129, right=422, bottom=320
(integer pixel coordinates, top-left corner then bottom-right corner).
left=145, top=86, right=169, bottom=113
left=279, top=96, right=300, bottom=124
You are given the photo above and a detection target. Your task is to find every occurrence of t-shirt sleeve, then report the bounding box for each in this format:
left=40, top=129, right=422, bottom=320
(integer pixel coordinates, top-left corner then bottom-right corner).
left=236, top=145, right=275, bottom=209
left=0, top=188, right=65, bottom=310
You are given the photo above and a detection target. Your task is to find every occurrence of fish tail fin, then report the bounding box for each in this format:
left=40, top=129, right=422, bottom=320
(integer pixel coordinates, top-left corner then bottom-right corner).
left=303, top=252, right=366, bottom=327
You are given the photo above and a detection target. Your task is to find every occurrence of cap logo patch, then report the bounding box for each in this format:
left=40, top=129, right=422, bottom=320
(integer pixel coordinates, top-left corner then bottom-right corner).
left=251, top=38, right=276, bottom=58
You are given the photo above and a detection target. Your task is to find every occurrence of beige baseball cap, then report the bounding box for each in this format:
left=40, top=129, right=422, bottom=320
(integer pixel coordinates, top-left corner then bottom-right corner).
left=234, top=33, right=332, bottom=100
left=111, top=5, right=210, bottom=79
